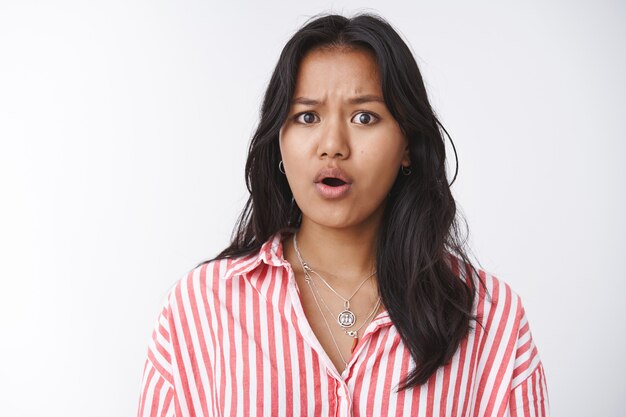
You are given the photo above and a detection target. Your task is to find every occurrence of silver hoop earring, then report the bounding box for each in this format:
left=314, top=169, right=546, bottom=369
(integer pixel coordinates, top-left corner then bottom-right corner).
left=401, top=165, right=412, bottom=176
left=278, top=160, right=286, bottom=174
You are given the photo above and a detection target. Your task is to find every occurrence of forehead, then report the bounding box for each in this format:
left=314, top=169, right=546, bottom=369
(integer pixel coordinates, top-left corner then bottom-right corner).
left=293, top=47, right=381, bottom=96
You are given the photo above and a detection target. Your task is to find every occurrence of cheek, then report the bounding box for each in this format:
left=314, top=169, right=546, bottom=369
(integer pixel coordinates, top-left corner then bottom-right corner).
left=359, top=139, right=404, bottom=171
left=280, top=128, right=310, bottom=160
left=357, top=143, right=404, bottom=190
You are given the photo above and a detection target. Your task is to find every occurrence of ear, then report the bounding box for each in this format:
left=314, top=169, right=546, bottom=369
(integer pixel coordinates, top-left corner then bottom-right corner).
left=401, top=144, right=411, bottom=167
left=278, top=128, right=284, bottom=153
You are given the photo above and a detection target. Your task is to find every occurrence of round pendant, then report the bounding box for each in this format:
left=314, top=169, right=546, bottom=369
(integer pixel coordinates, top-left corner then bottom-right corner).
left=338, top=310, right=356, bottom=328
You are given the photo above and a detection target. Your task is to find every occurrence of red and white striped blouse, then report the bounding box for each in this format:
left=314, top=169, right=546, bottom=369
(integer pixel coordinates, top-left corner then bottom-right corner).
left=137, top=232, right=549, bottom=417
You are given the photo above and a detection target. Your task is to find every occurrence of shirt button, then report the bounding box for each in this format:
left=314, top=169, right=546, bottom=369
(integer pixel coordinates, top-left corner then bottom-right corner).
left=338, top=389, right=345, bottom=398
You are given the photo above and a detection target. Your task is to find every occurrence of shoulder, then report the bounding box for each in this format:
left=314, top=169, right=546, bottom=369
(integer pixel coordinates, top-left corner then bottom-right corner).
left=170, top=255, right=242, bottom=294
left=162, top=248, right=268, bottom=311
left=445, top=252, right=525, bottom=323
left=447, top=253, right=545, bottom=384
left=446, top=253, right=535, bottom=372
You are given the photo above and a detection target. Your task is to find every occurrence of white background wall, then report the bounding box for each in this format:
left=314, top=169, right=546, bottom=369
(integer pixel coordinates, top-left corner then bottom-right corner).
left=1, top=1, right=624, bottom=416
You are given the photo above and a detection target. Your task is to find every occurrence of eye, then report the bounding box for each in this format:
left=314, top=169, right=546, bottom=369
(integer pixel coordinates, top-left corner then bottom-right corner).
left=294, top=112, right=319, bottom=124
left=352, top=112, right=378, bottom=125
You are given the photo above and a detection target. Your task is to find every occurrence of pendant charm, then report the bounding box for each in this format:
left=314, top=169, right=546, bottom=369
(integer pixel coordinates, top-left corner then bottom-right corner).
left=350, top=336, right=359, bottom=353
left=346, top=330, right=357, bottom=337
left=338, top=300, right=356, bottom=328
left=338, top=310, right=356, bottom=328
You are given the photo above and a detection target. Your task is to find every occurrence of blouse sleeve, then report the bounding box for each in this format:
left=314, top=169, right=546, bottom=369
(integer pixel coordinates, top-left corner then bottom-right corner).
left=137, top=301, right=177, bottom=417
left=506, top=302, right=550, bottom=416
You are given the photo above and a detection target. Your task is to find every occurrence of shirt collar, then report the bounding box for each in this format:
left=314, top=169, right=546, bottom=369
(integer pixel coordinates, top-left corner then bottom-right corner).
left=220, top=230, right=393, bottom=327
left=221, top=232, right=290, bottom=280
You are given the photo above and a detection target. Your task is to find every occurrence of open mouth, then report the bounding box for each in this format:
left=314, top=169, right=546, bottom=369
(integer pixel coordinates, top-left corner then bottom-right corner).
left=321, top=177, right=347, bottom=187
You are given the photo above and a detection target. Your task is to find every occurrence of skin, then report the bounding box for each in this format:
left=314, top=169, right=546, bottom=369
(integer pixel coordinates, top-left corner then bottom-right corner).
left=278, top=46, right=411, bottom=373
left=279, top=46, right=411, bottom=287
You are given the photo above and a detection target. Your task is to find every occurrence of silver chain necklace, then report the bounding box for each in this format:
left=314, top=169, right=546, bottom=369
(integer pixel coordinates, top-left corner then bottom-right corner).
left=292, top=232, right=382, bottom=369
left=306, top=268, right=382, bottom=342
left=293, top=232, right=376, bottom=329
left=304, top=267, right=381, bottom=338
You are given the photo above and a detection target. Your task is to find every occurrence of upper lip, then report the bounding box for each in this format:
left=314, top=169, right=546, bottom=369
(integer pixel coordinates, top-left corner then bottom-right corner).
left=314, top=167, right=353, bottom=184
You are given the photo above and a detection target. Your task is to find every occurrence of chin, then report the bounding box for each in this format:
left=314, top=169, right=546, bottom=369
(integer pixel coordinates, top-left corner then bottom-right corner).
left=296, top=196, right=387, bottom=231
left=305, top=209, right=379, bottom=231
left=301, top=210, right=354, bottom=229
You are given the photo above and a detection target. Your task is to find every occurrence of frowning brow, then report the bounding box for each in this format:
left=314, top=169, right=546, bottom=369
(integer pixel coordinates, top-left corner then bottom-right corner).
left=290, top=95, right=385, bottom=106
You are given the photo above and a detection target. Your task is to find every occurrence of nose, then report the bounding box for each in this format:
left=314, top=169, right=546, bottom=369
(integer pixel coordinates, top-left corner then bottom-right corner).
left=317, top=116, right=350, bottom=160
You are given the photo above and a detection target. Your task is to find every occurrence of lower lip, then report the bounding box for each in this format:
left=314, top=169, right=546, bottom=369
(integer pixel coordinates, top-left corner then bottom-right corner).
left=315, top=182, right=352, bottom=199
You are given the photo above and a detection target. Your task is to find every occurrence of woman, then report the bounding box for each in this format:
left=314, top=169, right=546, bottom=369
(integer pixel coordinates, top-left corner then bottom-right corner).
left=137, top=13, right=549, bottom=417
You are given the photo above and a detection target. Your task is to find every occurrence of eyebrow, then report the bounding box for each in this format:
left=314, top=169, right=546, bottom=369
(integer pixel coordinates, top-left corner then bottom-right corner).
left=290, top=94, right=385, bottom=106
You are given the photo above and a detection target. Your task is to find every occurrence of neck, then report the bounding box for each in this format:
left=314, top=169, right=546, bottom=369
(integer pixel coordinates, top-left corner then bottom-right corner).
left=285, top=216, right=380, bottom=286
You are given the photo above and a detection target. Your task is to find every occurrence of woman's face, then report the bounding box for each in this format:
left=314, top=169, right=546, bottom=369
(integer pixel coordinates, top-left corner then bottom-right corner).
left=279, top=47, right=410, bottom=230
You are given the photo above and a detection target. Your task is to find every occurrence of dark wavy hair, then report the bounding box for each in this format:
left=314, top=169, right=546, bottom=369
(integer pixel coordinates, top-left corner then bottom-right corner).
left=202, top=12, right=485, bottom=392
